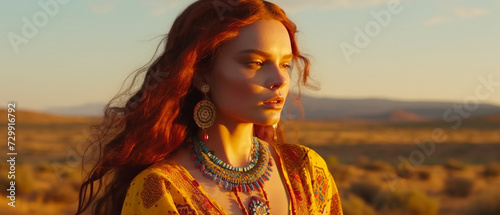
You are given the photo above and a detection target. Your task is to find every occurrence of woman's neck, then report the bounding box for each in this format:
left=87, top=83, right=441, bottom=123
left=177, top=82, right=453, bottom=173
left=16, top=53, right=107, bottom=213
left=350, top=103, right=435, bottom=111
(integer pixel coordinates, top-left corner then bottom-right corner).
left=203, top=116, right=254, bottom=167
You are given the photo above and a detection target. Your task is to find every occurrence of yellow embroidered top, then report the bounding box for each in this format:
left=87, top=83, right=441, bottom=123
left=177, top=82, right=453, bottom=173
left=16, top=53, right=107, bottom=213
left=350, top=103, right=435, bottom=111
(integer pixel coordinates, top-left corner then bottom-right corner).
left=121, top=141, right=343, bottom=215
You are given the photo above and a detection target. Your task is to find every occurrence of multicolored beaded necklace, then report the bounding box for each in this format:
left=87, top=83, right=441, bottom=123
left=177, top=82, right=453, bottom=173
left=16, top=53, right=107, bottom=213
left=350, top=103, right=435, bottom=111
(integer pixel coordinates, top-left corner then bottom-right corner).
left=191, top=136, right=273, bottom=215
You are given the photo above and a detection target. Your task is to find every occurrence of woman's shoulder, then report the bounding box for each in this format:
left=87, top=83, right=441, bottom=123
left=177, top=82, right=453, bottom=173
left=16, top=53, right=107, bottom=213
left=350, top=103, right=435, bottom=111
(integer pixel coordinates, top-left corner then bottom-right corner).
left=132, top=160, right=172, bottom=179
left=122, top=160, right=189, bottom=214
left=273, top=142, right=327, bottom=168
left=276, top=143, right=328, bottom=175
left=129, top=159, right=184, bottom=188
left=272, top=142, right=342, bottom=214
left=125, top=159, right=190, bottom=202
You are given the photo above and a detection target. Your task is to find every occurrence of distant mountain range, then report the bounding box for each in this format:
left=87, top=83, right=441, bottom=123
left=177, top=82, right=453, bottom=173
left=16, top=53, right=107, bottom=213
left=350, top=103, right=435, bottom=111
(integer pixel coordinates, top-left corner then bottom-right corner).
left=38, top=96, right=500, bottom=122
left=0, top=108, right=100, bottom=125
left=285, top=96, right=500, bottom=122
left=43, top=102, right=106, bottom=117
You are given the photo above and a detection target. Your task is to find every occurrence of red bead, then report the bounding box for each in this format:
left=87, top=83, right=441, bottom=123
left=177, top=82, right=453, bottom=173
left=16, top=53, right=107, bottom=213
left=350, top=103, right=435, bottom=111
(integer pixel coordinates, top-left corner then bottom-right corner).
left=202, top=133, right=209, bottom=141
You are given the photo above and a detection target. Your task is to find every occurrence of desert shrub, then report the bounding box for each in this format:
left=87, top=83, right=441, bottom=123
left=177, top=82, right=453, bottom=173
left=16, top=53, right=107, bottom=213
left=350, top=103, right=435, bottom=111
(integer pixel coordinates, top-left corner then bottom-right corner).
left=34, top=162, right=53, bottom=173
left=482, top=162, right=500, bottom=178
left=16, top=165, right=35, bottom=197
left=45, top=187, right=77, bottom=204
left=417, top=170, right=431, bottom=181
left=373, top=189, right=439, bottom=215
left=349, top=180, right=380, bottom=204
left=44, top=181, right=80, bottom=204
left=357, top=156, right=370, bottom=165
left=444, top=176, right=473, bottom=197
left=330, top=164, right=353, bottom=183
left=361, top=160, right=394, bottom=172
left=327, top=156, right=340, bottom=167
left=444, top=158, right=466, bottom=171
left=342, top=194, right=376, bottom=215
left=466, top=188, right=500, bottom=215
left=396, top=158, right=415, bottom=178
left=0, top=174, right=10, bottom=196
left=25, top=189, right=46, bottom=202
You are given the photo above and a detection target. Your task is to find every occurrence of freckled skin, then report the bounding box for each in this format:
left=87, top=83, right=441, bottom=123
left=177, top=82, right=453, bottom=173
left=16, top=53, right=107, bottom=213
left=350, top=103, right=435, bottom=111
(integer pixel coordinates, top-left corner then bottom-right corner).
left=206, top=19, right=292, bottom=126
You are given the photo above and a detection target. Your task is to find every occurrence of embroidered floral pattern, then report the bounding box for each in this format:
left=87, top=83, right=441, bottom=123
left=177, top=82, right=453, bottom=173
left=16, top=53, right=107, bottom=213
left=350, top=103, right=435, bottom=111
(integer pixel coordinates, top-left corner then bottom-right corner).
left=313, top=167, right=328, bottom=212
left=331, top=193, right=343, bottom=215
left=277, top=143, right=311, bottom=214
left=122, top=141, right=343, bottom=215
left=176, top=203, right=196, bottom=215
left=290, top=173, right=303, bottom=201
left=169, top=164, right=221, bottom=214
left=140, top=173, right=171, bottom=209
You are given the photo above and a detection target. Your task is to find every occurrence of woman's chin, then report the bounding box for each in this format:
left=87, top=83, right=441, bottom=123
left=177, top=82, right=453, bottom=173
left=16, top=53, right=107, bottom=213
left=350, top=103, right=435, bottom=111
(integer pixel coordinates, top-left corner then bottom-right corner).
left=252, top=114, right=281, bottom=125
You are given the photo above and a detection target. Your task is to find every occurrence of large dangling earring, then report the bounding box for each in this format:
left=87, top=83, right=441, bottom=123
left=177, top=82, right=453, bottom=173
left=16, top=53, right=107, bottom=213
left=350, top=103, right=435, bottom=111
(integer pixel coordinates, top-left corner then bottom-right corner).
left=193, top=84, right=216, bottom=141
left=272, top=123, right=278, bottom=142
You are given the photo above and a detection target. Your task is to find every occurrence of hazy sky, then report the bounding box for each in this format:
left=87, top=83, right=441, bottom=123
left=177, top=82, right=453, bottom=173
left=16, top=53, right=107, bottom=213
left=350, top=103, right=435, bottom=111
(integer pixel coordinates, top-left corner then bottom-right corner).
left=1, top=0, right=499, bottom=112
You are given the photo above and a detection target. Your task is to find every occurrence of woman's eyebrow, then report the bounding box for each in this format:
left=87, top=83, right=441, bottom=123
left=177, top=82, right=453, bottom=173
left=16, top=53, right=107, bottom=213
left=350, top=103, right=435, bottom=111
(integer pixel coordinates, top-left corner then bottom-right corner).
left=237, top=49, right=293, bottom=60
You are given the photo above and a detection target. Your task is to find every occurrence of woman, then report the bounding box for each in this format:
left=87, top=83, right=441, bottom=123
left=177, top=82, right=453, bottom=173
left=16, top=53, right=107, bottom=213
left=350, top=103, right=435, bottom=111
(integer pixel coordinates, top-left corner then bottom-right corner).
left=76, top=0, right=342, bottom=214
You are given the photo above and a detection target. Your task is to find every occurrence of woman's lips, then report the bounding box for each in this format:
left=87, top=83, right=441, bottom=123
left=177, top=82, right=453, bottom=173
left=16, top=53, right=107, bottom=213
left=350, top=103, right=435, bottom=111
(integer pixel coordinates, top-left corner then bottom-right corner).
left=262, top=96, right=284, bottom=109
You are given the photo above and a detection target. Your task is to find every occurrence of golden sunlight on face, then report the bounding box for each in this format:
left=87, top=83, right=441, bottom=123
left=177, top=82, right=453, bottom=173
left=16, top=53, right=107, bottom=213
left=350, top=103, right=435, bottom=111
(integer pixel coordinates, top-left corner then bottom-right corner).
left=208, top=19, right=292, bottom=125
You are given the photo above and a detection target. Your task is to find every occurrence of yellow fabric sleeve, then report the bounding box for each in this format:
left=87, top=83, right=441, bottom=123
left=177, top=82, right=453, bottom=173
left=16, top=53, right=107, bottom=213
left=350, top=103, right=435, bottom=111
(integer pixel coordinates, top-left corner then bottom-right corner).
left=303, top=145, right=344, bottom=214
left=121, top=168, right=181, bottom=215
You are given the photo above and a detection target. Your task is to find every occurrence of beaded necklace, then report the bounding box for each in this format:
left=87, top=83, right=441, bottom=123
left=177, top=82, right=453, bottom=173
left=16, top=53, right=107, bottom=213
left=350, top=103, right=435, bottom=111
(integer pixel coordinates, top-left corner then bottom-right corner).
left=191, top=137, right=273, bottom=215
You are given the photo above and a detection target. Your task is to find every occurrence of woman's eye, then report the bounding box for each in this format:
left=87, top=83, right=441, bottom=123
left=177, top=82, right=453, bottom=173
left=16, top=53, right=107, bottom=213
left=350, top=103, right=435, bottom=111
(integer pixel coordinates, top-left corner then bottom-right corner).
left=246, top=61, right=263, bottom=68
left=245, top=61, right=291, bottom=69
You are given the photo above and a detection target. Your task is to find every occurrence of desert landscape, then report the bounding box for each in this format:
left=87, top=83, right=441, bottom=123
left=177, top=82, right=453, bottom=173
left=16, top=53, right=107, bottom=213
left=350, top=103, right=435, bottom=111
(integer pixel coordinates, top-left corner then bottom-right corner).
left=0, top=107, right=499, bottom=215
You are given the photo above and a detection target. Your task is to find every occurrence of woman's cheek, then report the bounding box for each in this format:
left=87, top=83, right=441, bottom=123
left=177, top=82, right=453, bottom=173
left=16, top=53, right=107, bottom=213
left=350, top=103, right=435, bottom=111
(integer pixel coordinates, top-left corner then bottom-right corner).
left=218, top=66, right=259, bottom=100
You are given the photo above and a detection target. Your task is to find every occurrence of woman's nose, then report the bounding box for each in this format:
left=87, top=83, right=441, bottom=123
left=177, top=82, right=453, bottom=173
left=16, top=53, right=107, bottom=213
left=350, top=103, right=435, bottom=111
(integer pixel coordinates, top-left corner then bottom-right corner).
left=266, top=64, right=288, bottom=90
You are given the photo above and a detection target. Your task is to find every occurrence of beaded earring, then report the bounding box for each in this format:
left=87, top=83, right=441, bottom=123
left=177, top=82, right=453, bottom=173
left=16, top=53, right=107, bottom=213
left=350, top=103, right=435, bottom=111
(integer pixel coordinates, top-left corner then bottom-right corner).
left=193, top=84, right=216, bottom=141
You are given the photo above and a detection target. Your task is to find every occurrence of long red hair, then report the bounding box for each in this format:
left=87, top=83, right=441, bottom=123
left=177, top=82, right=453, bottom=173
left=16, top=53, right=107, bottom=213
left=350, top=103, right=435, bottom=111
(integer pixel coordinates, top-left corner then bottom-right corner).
left=76, top=0, right=313, bottom=214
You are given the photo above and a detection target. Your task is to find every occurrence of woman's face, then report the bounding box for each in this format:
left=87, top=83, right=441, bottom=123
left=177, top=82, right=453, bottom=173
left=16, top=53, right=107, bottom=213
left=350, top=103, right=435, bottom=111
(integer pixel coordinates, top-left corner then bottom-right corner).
left=205, top=19, right=292, bottom=126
